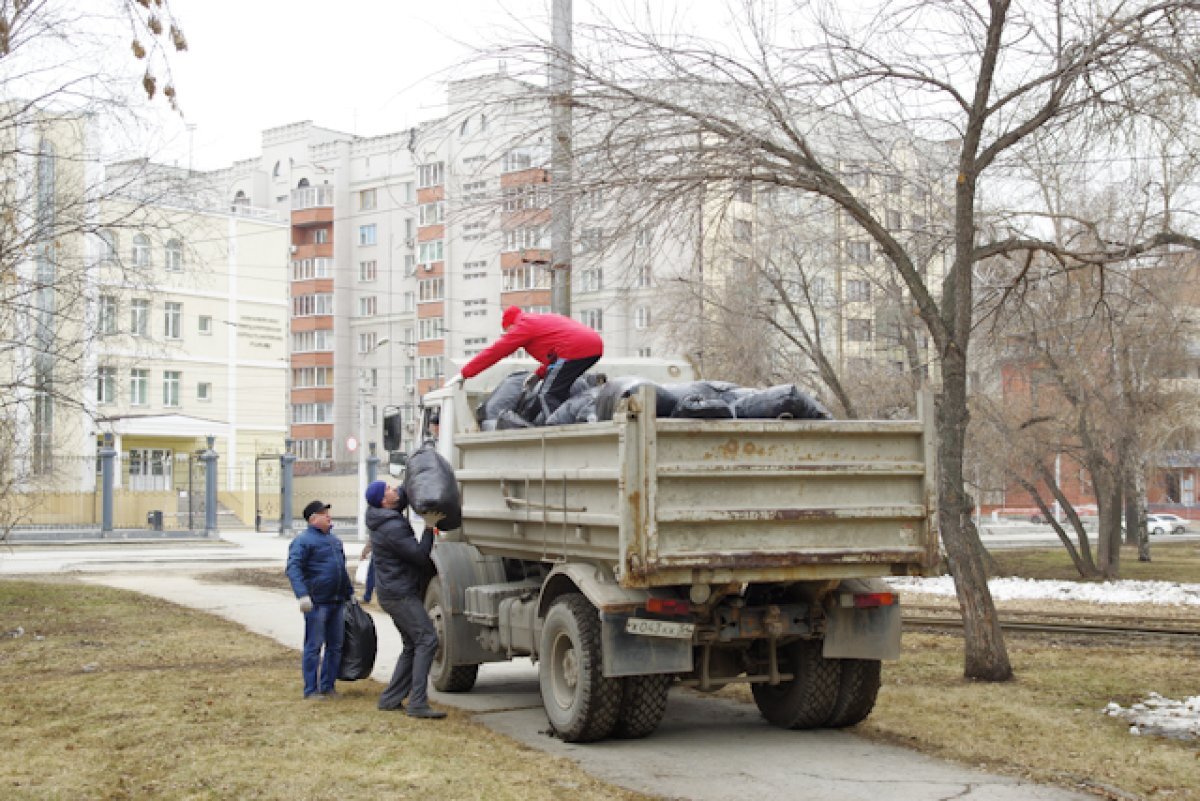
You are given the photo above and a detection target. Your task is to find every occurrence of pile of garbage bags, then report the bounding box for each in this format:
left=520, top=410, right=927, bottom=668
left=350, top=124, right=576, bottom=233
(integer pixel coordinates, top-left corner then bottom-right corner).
left=476, top=372, right=831, bottom=430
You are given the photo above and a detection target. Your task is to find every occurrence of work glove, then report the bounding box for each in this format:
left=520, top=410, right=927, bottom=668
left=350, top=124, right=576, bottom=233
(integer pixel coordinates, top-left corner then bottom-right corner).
left=522, top=373, right=540, bottom=391
left=298, top=596, right=313, bottom=613
left=444, top=372, right=463, bottom=388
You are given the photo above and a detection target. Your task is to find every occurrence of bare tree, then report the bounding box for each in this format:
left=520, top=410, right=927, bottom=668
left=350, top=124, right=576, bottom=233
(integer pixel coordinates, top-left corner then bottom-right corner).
left=490, top=0, right=1200, bottom=680
left=0, top=0, right=187, bottom=537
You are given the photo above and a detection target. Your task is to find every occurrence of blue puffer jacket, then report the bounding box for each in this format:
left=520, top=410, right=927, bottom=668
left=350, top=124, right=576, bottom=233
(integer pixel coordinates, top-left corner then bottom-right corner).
left=286, top=524, right=353, bottom=604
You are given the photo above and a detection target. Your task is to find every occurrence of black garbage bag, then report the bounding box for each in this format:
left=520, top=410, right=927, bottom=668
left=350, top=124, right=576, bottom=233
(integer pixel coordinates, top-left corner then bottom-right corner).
left=672, top=395, right=735, bottom=419
left=545, top=386, right=600, bottom=426
left=733, top=384, right=832, bottom=420
left=338, top=599, right=377, bottom=681
left=403, top=442, right=463, bottom=530
left=594, top=377, right=657, bottom=421
left=496, top=409, right=535, bottom=430
left=475, top=371, right=533, bottom=423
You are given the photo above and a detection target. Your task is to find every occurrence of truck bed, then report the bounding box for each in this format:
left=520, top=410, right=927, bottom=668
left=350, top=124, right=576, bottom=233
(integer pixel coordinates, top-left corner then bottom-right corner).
left=451, top=386, right=938, bottom=588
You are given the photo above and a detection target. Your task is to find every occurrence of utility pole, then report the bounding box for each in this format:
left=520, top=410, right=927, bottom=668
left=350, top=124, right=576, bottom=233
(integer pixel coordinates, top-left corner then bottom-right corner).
left=549, top=0, right=573, bottom=316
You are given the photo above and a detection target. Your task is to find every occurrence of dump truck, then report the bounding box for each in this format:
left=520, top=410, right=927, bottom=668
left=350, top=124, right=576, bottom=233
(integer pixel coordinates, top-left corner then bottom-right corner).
left=413, top=359, right=938, bottom=742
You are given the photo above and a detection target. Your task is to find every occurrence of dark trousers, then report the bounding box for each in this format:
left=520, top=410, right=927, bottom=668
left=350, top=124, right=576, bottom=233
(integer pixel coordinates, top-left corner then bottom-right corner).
left=538, top=355, right=601, bottom=418
left=377, top=596, right=439, bottom=711
left=301, top=602, right=344, bottom=697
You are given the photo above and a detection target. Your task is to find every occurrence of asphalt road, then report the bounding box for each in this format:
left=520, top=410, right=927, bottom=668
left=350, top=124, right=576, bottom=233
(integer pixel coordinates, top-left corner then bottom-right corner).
left=2, top=530, right=1097, bottom=801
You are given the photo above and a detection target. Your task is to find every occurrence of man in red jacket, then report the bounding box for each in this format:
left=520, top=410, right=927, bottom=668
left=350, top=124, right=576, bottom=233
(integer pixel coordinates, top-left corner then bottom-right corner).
left=446, top=306, right=603, bottom=418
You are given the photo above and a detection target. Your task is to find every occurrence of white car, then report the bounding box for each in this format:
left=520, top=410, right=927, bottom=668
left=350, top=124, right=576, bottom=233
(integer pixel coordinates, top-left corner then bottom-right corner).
left=1146, top=514, right=1189, bottom=536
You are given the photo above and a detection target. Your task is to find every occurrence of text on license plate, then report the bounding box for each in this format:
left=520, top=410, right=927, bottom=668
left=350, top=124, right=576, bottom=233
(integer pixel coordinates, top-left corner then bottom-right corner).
left=625, top=617, right=695, bottom=639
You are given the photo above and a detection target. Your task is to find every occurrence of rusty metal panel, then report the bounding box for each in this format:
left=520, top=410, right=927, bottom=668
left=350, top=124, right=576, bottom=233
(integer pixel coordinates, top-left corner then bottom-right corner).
left=452, top=383, right=939, bottom=586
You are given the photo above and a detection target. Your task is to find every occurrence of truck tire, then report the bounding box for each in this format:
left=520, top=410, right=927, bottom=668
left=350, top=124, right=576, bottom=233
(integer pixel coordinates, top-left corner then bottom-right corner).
left=825, top=659, right=881, bottom=728
left=612, top=674, right=671, bottom=739
left=751, top=639, right=840, bottom=729
left=539, top=593, right=621, bottom=742
left=424, top=578, right=479, bottom=693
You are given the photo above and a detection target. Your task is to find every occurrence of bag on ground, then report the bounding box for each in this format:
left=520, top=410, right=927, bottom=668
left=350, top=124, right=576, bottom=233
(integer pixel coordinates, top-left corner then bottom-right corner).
left=338, top=599, right=377, bottom=681
left=403, top=442, right=463, bottom=530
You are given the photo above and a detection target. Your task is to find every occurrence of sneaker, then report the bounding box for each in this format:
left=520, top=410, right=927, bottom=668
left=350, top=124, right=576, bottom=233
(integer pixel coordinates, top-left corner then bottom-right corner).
left=320, top=689, right=340, bottom=699
left=305, top=694, right=330, bottom=702
left=377, top=703, right=405, bottom=712
left=406, top=706, right=447, bottom=719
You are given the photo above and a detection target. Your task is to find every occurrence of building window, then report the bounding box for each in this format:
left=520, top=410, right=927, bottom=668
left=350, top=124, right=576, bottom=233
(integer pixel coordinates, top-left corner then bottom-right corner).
left=199, top=315, right=212, bottom=335
left=164, top=302, right=182, bottom=339
left=130, top=298, right=149, bottom=337
left=359, top=260, right=377, bottom=281
left=463, top=260, right=488, bottom=279
left=503, top=185, right=549, bottom=211
left=358, top=224, right=377, bottom=246
left=358, top=296, right=377, bottom=317
left=418, top=356, right=444, bottom=380
left=418, top=317, right=444, bottom=340
left=579, top=267, right=603, bottom=292
left=462, top=181, right=488, bottom=202
left=292, top=403, right=334, bottom=423
left=462, top=221, right=487, bottom=242
left=886, top=210, right=903, bottom=230
left=635, top=264, right=652, bottom=289
left=292, top=366, right=333, bottom=388
left=99, top=229, right=118, bottom=263
left=417, top=240, right=444, bottom=264
left=419, top=202, right=444, bottom=226
left=503, top=226, right=547, bottom=252
left=292, top=293, right=334, bottom=316
left=197, top=382, right=212, bottom=401
left=502, top=147, right=541, bottom=172
left=732, top=219, right=753, bottom=243
left=98, top=295, right=118, bottom=335
left=634, top=306, right=651, bottom=329
left=503, top=264, right=548, bottom=291
left=846, top=280, right=871, bottom=303
left=163, top=370, right=181, bottom=407
left=130, top=368, right=148, bottom=406
left=580, top=308, right=603, bottom=331
left=165, top=238, right=183, bottom=271
left=417, top=162, right=444, bottom=188
left=846, top=318, right=873, bottom=342
left=97, top=367, right=117, bottom=404
left=292, top=258, right=332, bottom=280
left=846, top=240, right=872, bottom=263
left=359, top=188, right=377, bottom=210
left=358, top=332, right=379, bottom=354
left=418, top=277, right=444, bottom=302
left=132, top=234, right=151, bottom=267
left=637, top=347, right=652, bottom=357
left=402, top=291, right=415, bottom=313
left=463, top=298, right=487, bottom=318
left=403, top=255, right=416, bottom=276
left=291, top=330, right=332, bottom=352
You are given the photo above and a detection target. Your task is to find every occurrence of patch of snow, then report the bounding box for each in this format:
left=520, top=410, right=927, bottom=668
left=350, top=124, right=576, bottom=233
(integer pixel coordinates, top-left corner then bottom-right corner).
left=887, top=576, right=1200, bottom=606
left=1104, top=694, right=1200, bottom=742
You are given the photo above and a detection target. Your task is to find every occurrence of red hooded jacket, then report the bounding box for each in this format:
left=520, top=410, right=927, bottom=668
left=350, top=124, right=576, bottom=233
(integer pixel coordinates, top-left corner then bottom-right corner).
left=461, top=309, right=604, bottom=379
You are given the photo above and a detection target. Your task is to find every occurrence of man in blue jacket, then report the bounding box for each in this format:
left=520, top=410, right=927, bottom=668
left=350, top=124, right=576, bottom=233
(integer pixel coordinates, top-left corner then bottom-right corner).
left=364, top=480, right=446, bottom=719
left=286, top=500, right=354, bottom=700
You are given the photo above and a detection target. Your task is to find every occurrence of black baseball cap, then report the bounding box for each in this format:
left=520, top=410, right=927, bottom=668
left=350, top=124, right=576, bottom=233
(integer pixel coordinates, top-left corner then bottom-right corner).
left=302, top=500, right=331, bottom=521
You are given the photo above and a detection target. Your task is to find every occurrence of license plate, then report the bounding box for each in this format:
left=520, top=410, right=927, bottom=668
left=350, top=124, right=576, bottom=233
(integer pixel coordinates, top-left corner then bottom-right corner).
left=625, top=617, right=695, bottom=640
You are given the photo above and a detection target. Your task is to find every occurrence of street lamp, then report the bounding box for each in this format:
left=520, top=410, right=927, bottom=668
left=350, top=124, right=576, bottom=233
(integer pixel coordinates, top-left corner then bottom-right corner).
left=357, top=336, right=389, bottom=541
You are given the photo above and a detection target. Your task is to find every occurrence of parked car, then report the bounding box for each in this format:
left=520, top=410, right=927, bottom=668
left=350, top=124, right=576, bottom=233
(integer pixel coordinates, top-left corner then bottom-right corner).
left=1147, top=513, right=1189, bottom=536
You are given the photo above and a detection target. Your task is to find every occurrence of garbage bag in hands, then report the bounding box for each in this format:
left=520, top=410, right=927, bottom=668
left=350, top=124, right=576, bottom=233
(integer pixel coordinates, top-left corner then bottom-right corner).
left=338, top=599, right=377, bottom=681
left=403, top=442, right=463, bottom=530
left=733, top=384, right=832, bottom=420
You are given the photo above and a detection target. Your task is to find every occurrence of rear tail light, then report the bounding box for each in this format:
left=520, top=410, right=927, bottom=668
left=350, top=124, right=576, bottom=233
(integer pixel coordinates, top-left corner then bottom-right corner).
left=646, top=598, right=692, bottom=616
left=842, top=592, right=897, bottom=609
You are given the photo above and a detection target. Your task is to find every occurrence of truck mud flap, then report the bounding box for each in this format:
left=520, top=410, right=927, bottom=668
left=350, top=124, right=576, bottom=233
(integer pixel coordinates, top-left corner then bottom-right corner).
left=600, top=612, right=693, bottom=678
left=822, top=603, right=901, bottom=660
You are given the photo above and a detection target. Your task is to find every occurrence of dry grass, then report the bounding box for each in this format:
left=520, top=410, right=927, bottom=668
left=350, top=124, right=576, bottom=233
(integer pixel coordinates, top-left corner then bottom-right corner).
left=987, top=541, right=1200, bottom=583
left=0, top=580, right=652, bottom=801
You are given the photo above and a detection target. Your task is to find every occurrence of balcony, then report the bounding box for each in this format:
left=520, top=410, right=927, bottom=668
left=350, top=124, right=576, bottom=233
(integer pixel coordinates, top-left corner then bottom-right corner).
left=292, top=185, right=335, bottom=210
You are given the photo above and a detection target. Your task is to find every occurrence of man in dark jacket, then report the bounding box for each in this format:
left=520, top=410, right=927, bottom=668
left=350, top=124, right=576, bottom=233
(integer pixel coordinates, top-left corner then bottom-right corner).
left=364, top=480, right=446, bottom=719
left=446, top=305, right=603, bottom=419
left=285, top=500, right=354, bottom=700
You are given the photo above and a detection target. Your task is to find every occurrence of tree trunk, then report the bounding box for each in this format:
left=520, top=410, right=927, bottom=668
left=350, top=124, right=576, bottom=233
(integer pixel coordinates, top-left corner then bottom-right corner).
left=1034, top=462, right=1097, bottom=574
left=1095, top=474, right=1123, bottom=579
left=936, top=356, right=1013, bottom=681
left=1132, top=462, right=1151, bottom=562
left=1015, top=475, right=1097, bottom=578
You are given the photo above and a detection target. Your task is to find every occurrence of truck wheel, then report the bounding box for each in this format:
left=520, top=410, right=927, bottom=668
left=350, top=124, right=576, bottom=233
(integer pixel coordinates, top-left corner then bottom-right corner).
left=424, top=578, right=479, bottom=693
left=612, top=674, right=671, bottom=739
left=825, top=659, right=881, bottom=728
left=751, top=639, right=839, bottom=729
left=539, top=593, right=621, bottom=742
